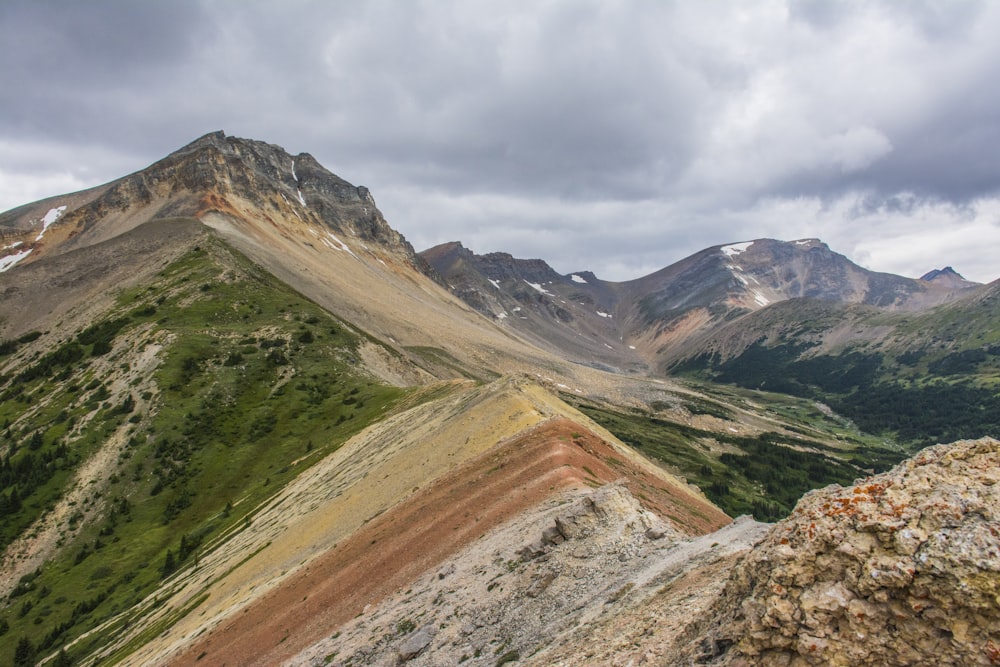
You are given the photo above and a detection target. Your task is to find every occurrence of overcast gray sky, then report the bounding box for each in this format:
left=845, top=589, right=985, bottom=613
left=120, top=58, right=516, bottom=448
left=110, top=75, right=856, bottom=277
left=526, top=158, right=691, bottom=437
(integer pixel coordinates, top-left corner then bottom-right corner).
left=3, top=0, right=999, bottom=282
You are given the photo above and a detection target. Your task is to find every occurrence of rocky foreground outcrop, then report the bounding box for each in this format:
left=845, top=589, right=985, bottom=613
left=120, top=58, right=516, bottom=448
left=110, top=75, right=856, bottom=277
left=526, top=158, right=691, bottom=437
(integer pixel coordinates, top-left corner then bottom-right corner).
left=288, top=483, right=765, bottom=666
left=692, top=436, right=1000, bottom=666
left=287, top=438, right=1000, bottom=666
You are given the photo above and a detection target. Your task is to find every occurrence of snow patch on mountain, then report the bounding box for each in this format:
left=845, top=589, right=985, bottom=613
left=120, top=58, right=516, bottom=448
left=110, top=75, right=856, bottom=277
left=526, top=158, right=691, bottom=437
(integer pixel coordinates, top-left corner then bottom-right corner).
left=0, top=247, right=33, bottom=272
left=721, top=241, right=753, bottom=257
left=727, top=263, right=760, bottom=289
left=570, top=274, right=588, bottom=284
left=524, top=280, right=554, bottom=296
left=290, top=160, right=307, bottom=207
left=35, top=205, right=67, bottom=241
left=723, top=261, right=772, bottom=307
left=323, top=232, right=359, bottom=259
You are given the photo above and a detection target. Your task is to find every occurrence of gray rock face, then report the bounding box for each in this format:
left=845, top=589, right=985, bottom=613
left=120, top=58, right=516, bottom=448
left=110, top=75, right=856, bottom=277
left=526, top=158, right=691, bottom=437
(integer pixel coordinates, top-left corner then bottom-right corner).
left=699, top=437, right=1000, bottom=666
left=397, top=624, right=436, bottom=662
left=288, top=483, right=750, bottom=667
left=46, top=130, right=422, bottom=266
left=518, top=483, right=676, bottom=562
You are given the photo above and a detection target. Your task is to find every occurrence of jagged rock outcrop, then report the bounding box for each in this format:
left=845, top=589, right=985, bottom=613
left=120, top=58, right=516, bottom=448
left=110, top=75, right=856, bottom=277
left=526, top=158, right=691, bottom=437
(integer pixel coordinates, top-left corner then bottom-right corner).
left=517, top=482, right=676, bottom=560
left=123, top=131, right=416, bottom=254
left=420, top=240, right=589, bottom=322
left=288, top=483, right=751, bottom=667
left=694, top=437, right=1000, bottom=666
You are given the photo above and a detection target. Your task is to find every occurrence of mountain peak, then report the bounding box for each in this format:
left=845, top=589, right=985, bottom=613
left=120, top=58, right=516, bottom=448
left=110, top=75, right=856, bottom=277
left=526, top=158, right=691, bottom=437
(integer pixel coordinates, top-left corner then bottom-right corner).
left=920, top=266, right=977, bottom=288
left=717, top=238, right=828, bottom=258
left=418, top=241, right=476, bottom=280
left=173, top=129, right=228, bottom=152
left=0, top=132, right=420, bottom=272
left=568, top=270, right=599, bottom=284
left=921, top=266, right=958, bottom=280
left=427, top=240, right=467, bottom=254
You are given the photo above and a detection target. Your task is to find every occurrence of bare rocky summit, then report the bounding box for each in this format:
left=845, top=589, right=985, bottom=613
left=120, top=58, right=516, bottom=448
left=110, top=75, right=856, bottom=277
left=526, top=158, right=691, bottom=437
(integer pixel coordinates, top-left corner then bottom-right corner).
left=920, top=266, right=978, bottom=289
left=689, top=436, right=1000, bottom=666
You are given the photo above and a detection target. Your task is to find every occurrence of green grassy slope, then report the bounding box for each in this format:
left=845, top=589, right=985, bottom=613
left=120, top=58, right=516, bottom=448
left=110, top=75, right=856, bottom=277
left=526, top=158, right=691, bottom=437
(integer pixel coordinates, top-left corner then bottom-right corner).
left=0, top=237, right=413, bottom=665
left=565, top=386, right=900, bottom=523
left=670, top=289, right=1000, bottom=450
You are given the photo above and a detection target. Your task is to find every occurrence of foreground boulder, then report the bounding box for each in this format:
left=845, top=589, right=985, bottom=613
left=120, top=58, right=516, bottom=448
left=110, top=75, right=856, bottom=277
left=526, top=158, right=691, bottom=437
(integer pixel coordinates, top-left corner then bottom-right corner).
left=696, top=437, right=1000, bottom=666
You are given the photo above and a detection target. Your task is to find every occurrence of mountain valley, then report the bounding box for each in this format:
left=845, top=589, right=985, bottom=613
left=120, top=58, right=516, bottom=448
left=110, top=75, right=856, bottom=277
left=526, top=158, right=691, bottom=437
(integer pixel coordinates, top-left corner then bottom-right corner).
left=1, top=132, right=997, bottom=666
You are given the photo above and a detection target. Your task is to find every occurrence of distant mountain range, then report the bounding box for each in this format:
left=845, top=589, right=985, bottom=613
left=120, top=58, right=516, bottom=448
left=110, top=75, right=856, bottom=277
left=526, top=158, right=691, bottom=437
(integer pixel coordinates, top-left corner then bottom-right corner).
left=421, top=237, right=986, bottom=372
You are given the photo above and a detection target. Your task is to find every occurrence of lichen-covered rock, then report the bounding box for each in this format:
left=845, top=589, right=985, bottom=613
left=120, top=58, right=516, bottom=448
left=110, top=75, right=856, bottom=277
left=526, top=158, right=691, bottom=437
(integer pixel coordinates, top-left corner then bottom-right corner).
left=702, top=437, right=1000, bottom=666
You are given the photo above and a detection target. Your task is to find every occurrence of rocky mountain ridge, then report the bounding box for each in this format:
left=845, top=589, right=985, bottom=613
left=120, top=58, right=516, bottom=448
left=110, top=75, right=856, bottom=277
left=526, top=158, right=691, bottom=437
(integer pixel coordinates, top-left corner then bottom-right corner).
left=294, top=437, right=1000, bottom=667
left=421, top=237, right=999, bottom=452
left=0, top=132, right=566, bottom=383
left=0, top=133, right=730, bottom=666
left=287, top=484, right=768, bottom=667
left=421, top=237, right=985, bottom=374
left=0, top=131, right=419, bottom=270
left=920, top=265, right=978, bottom=289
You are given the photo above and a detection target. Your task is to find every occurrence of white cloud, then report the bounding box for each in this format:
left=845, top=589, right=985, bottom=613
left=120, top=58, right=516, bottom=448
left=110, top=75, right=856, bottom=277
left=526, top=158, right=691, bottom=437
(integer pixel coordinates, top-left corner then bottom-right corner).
left=0, top=170, right=87, bottom=214
left=0, top=136, right=145, bottom=212
left=827, top=126, right=893, bottom=174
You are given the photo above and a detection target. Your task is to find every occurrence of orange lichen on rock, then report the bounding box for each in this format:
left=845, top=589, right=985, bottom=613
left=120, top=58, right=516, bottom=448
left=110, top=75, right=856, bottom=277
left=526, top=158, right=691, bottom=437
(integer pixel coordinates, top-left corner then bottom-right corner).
left=696, top=437, right=1000, bottom=667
